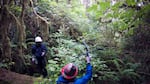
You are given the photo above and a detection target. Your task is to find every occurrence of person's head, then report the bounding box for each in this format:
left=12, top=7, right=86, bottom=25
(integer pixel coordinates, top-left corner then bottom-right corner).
left=61, top=63, right=78, bottom=80
left=35, top=36, right=42, bottom=46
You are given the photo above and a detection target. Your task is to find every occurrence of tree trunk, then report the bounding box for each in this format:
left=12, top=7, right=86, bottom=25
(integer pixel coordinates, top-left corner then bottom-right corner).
left=40, top=22, right=49, bottom=42
left=15, top=0, right=28, bottom=73
left=0, top=1, right=12, bottom=65
left=30, top=0, right=49, bottom=42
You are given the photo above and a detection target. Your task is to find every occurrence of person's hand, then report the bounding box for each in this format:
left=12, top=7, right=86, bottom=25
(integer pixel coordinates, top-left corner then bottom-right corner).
left=41, top=52, right=45, bottom=56
left=86, top=52, right=89, bottom=57
left=32, top=57, right=35, bottom=62
left=32, top=55, right=35, bottom=61
left=86, top=56, right=91, bottom=63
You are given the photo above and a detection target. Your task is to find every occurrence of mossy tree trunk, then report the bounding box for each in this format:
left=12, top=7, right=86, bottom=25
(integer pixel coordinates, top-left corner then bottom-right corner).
left=0, top=0, right=29, bottom=72
left=0, top=0, right=12, bottom=66
left=30, top=0, right=49, bottom=42
left=40, top=21, right=49, bottom=42
left=15, top=0, right=29, bottom=73
left=0, top=0, right=49, bottom=72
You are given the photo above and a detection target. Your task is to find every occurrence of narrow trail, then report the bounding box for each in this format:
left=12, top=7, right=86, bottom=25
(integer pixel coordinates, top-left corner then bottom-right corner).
left=0, top=68, right=34, bottom=84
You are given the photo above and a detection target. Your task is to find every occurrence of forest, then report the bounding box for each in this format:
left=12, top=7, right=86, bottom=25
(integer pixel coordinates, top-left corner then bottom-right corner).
left=0, top=0, right=150, bottom=84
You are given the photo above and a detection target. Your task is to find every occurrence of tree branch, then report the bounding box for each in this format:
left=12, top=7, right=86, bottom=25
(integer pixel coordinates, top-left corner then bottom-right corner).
left=30, top=0, right=49, bottom=24
left=137, top=71, right=150, bottom=77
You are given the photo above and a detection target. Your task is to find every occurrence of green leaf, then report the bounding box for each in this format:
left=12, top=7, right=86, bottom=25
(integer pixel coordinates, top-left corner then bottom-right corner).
left=126, top=0, right=136, bottom=6
left=0, top=63, right=8, bottom=68
left=48, top=60, right=57, bottom=64
left=118, top=21, right=128, bottom=31
left=49, top=67, right=55, bottom=71
left=111, top=2, right=123, bottom=10
left=11, top=44, right=17, bottom=48
left=106, top=13, right=113, bottom=18
left=87, top=4, right=98, bottom=12
left=127, top=28, right=134, bottom=36
left=22, top=43, right=27, bottom=49
left=113, top=59, right=121, bottom=72
left=99, top=2, right=110, bottom=11
left=95, top=11, right=103, bottom=19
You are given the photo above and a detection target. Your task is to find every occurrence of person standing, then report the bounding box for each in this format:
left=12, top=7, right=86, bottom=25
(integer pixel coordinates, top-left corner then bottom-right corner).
left=31, top=36, right=48, bottom=77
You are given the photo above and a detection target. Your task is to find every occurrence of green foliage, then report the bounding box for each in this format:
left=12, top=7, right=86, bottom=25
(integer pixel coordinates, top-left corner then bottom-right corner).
left=32, top=0, right=146, bottom=83
left=47, top=60, right=60, bottom=83
left=126, top=0, right=137, bottom=6
left=9, top=5, right=21, bottom=15
left=45, top=29, right=88, bottom=83
left=0, top=62, right=15, bottom=69
left=0, top=63, right=8, bottom=68
left=5, top=0, right=148, bottom=84
left=88, top=1, right=111, bottom=19
left=86, top=43, right=141, bottom=83
left=34, top=77, right=51, bottom=84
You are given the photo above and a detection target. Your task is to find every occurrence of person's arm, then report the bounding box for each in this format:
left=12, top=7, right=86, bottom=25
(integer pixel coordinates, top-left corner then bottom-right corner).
left=81, top=63, right=92, bottom=81
left=77, top=57, right=92, bottom=83
left=41, top=44, right=47, bottom=56
left=31, top=45, right=37, bottom=62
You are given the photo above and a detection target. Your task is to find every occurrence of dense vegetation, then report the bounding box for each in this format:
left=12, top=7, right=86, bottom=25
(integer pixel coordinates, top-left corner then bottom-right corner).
left=0, top=0, right=150, bottom=84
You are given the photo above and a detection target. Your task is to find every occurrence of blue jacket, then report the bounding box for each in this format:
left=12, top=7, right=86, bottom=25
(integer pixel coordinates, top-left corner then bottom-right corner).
left=32, top=44, right=47, bottom=57
left=56, top=63, right=92, bottom=84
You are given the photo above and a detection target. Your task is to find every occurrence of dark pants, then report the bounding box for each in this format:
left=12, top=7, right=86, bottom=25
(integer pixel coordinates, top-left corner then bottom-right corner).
left=36, top=56, right=48, bottom=77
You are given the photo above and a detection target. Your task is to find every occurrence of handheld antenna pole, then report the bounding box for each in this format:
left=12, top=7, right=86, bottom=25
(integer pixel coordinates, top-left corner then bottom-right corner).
left=82, top=40, right=90, bottom=57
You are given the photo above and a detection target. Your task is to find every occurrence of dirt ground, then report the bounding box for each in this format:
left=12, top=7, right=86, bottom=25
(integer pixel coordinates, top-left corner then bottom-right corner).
left=0, top=68, right=33, bottom=84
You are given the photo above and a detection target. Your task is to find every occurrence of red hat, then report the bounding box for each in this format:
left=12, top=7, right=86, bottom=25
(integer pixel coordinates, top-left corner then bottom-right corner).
left=61, top=63, right=78, bottom=79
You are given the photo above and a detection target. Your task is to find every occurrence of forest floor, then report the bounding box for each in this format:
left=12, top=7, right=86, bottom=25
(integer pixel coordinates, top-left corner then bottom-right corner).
left=0, top=68, right=46, bottom=84
left=0, top=68, right=33, bottom=84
